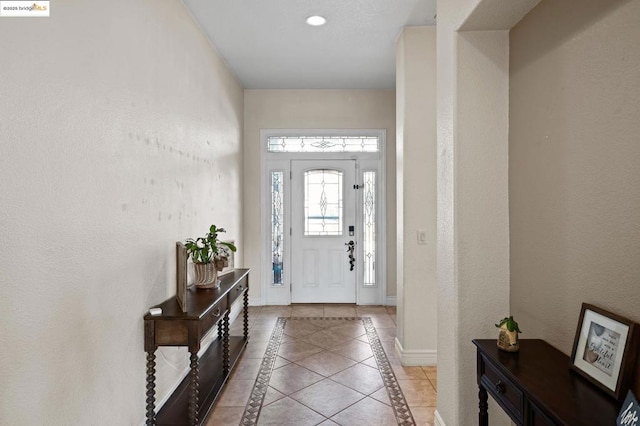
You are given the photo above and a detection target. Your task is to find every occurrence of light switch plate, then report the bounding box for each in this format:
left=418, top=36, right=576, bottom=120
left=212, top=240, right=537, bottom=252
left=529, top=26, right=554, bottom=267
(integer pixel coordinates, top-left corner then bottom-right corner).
left=417, top=230, right=427, bottom=245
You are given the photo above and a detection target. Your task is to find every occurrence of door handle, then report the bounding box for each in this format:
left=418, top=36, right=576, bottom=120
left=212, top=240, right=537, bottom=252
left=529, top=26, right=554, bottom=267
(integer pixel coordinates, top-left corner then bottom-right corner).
left=345, top=240, right=355, bottom=271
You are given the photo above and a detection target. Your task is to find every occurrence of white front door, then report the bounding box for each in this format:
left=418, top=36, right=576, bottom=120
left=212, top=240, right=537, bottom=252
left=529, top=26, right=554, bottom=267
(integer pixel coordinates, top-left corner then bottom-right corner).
left=291, top=160, right=357, bottom=303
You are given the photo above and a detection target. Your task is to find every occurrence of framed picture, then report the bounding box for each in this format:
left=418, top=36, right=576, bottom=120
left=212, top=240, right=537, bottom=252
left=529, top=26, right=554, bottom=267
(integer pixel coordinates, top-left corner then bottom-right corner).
left=570, top=303, right=638, bottom=400
left=175, top=242, right=188, bottom=312
left=218, top=240, right=235, bottom=277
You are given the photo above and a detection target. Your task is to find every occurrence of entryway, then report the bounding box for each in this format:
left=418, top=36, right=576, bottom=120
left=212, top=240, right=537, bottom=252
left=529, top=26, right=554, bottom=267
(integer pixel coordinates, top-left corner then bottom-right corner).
left=290, top=160, right=357, bottom=303
left=262, top=130, right=386, bottom=306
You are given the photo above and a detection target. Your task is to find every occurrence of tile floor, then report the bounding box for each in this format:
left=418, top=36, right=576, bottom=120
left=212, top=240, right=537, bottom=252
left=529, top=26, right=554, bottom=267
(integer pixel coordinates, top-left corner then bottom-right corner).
left=206, top=305, right=437, bottom=426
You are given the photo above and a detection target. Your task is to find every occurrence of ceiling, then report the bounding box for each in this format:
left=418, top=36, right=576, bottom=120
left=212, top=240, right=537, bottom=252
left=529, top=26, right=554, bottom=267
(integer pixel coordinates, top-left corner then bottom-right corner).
left=182, top=0, right=437, bottom=90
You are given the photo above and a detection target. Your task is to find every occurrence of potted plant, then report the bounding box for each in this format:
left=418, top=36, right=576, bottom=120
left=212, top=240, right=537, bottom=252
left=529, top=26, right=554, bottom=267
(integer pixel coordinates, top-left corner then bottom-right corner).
left=185, top=225, right=237, bottom=289
left=495, top=316, right=522, bottom=352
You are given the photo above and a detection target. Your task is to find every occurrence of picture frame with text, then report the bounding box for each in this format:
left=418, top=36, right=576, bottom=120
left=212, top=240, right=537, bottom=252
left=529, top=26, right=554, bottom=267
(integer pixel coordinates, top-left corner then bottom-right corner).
left=570, top=303, right=638, bottom=400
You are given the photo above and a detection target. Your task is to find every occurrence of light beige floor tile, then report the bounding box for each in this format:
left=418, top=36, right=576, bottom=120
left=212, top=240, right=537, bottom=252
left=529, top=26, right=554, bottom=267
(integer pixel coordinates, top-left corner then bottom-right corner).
left=273, top=356, right=291, bottom=370
left=248, top=329, right=275, bottom=342
left=205, top=406, right=244, bottom=425
left=389, top=361, right=428, bottom=380
left=429, top=378, right=437, bottom=390
left=243, top=340, right=270, bottom=358
left=330, top=323, right=367, bottom=340
left=324, top=305, right=358, bottom=317
left=369, top=316, right=396, bottom=328
left=330, top=363, right=384, bottom=395
left=375, top=327, right=397, bottom=342
left=252, top=317, right=279, bottom=327
left=280, top=334, right=298, bottom=342
left=228, top=357, right=262, bottom=381
left=380, top=341, right=398, bottom=358
left=258, top=306, right=292, bottom=318
left=290, top=378, right=365, bottom=417
left=298, top=329, right=353, bottom=349
left=355, top=334, right=370, bottom=343
left=410, top=406, right=436, bottom=426
left=369, top=387, right=391, bottom=406
left=278, top=340, right=324, bottom=362
left=330, top=397, right=396, bottom=426
left=291, top=305, right=324, bottom=317
left=421, top=366, right=437, bottom=380
left=257, top=397, right=325, bottom=426
left=283, top=321, right=322, bottom=338
left=361, top=356, right=378, bottom=369
left=396, top=379, right=437, bottom=407
left=330, top=340, right=374, bottom=362
left=308, top=319, right=363, bottom=332
left=385, top=306, right=397, bottom=314
left=216, top=379, right=255, bottom=406
left=295, top=351, right=357, bottom=377
left=356, top=306, right=389, bottom=316
left=262, top=386, right=286, bottom=406
left=318, top=420, right=340, bottom=425
left=268, top=363, right=324, bottom=395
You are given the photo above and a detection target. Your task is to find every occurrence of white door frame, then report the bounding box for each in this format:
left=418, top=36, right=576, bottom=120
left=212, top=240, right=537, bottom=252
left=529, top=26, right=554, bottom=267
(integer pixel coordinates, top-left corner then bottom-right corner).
left=260, top=129, right=387, bottom=305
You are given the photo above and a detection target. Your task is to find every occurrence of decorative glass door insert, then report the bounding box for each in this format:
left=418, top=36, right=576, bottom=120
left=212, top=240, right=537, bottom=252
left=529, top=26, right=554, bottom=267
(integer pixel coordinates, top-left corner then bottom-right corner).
left=304, top=170, right=343, bottom=236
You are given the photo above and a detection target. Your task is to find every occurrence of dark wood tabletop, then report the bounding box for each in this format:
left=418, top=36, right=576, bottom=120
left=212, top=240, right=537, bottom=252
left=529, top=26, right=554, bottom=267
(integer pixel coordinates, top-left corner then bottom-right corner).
left=473, top=339, right=621, bottom=425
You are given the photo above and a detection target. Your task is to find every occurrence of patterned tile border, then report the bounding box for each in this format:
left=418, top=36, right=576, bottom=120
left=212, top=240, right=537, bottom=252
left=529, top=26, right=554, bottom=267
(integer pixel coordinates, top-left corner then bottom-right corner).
left=240, top=317, right=286, bottom=426
left=362, top=317, right=415, bottom=426
left=239, top=317, right=415, bottom=426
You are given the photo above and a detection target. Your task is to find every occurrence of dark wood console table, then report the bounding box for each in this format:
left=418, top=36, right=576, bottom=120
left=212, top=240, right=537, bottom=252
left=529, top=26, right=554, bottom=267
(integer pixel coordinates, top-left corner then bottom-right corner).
left=145, top=269, right=250, bottom=426
left=473, top=339, right=619, bottom=425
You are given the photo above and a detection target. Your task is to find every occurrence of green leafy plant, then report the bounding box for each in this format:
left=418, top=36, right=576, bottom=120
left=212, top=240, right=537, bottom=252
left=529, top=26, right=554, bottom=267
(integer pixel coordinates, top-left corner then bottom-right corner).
left=185, top=224, right=237, bottom=265
left=495, top=316, right=522, bottom=333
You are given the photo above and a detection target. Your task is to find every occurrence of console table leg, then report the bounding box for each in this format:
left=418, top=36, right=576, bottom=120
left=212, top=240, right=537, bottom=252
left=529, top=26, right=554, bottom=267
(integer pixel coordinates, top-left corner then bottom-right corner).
left=223, top=311, right=230, bottom=374
left=189, top=352, right=199, bottom=426
left=243, top=287, right=249, bottom=340
left=479, top=385, right=489, bottom=426
left=145, top=351, right=156, bottom=426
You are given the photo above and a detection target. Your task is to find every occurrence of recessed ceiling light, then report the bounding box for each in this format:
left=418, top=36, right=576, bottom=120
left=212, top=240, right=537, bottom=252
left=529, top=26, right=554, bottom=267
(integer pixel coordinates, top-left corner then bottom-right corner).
left=305, top=15, right=327, bottom=26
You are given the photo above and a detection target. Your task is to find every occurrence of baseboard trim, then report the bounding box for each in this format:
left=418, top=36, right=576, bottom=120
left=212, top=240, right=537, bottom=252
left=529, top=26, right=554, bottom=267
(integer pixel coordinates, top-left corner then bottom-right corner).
left=249, top=297, right=262, bottom=306
left=434, top=410, right=446, bottom=426
left=385, top=296, right=397, bottom=306
left=394, top=337, right=437, bottom=366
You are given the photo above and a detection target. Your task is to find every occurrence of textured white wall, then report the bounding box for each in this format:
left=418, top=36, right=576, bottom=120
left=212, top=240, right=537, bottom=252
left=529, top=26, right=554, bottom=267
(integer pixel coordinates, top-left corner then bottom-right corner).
left=395, top=28, right=438, bottom=358
left=435, top=0, right=538, bottom=424
left=243, top=90, right=396, bottom=303
left=0, top=1, right=243, bottom=424
left=510, top=0, right=640, bottom=396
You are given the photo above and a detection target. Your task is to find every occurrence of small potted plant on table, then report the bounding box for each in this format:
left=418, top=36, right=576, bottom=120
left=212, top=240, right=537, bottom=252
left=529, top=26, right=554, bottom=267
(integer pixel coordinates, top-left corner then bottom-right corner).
left=185, top=225, right=237, bottom=289
left=495, top=316, right=522, bottom=352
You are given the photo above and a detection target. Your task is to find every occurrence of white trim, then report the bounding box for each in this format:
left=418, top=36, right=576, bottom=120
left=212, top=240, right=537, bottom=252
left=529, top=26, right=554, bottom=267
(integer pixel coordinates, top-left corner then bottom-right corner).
left=261, top=129, right=387, bottom=306
left=434, top=410, right=446, bottom=426
left=394, top=337, right=437, bottom=366
left=385, top=296, right=397, bottom=306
